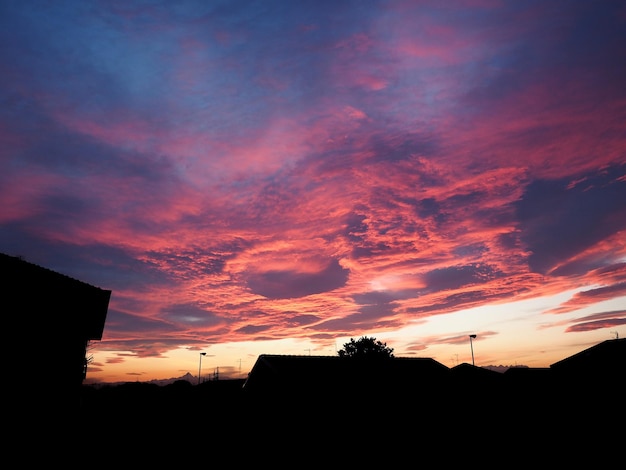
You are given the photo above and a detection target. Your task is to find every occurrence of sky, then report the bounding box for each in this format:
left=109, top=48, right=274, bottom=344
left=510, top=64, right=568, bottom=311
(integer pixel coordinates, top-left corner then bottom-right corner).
left=1, top=0, right=625, bottom=384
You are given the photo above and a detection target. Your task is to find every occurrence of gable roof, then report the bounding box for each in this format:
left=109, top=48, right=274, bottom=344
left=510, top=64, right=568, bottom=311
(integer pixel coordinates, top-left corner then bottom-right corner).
left=451, top=362, right=503, bottom=381
left=2, top=252, right=111, bottom=340
left=550, top=338, right=625, bottom=375
left=242, top=354, right=450, bottom=394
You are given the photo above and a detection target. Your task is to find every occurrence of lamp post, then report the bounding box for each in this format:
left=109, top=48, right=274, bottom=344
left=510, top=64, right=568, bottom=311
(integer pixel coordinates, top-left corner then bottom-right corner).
left=198, top=352, right=206, bottom=385
left=469, top=335, right=476, bottom=366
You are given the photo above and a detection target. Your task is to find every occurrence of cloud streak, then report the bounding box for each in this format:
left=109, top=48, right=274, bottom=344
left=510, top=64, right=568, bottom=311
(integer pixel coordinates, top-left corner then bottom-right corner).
left=1, top=0, right=625, bottom=380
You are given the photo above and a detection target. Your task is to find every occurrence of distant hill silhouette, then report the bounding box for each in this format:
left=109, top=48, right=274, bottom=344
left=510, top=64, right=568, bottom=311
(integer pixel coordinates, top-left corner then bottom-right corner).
left=84, top=371, right=198, bottom=388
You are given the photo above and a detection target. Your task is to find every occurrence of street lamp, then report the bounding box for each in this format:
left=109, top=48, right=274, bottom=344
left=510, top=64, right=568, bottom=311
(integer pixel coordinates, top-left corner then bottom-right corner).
left=198, top=352, right=206, bottom=385
left=469, top=335, right=476, bottom=366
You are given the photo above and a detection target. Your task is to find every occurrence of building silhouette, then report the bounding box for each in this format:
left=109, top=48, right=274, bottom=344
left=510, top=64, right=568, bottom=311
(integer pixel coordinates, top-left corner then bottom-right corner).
left=1, top=252, right=111, bottom=413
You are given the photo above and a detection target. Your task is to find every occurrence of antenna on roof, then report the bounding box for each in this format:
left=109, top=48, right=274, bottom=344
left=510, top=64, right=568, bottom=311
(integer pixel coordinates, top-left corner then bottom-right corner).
left=610, top=331, right=619, bottom=339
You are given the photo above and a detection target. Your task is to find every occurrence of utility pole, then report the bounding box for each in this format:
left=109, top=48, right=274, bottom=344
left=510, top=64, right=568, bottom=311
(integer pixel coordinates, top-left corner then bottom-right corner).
left=198, top=352, right=206, bottom=385
left=469, top=335, right=476, bottom=366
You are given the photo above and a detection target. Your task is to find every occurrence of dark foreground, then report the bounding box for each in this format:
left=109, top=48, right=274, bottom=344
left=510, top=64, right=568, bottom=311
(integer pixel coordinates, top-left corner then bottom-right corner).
left=68, top=376, right=622, bottom=465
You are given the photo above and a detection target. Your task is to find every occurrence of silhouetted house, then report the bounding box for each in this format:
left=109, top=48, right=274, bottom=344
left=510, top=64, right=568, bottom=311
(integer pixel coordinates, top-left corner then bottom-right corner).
left=1, top=253, right=111, bottom=406
left=451, top=362, right=503, bottom=381
left=448, top=362, right=506, bottom=407
left=550, top=338, right=625, bottom=376
left=243, top=354, right=451, bottom=402
left=549, top=338, right=625, bottom=398
left=450, top=362, right=502, bottom=383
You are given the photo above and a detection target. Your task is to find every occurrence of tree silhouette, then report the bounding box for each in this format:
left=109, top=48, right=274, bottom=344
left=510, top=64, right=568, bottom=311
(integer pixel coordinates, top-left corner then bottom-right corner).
left=337, top=336, right=394, bottom=359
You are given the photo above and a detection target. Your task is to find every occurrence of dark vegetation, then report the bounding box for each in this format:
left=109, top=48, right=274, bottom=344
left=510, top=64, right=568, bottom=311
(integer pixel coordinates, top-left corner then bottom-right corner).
left=337, top=335, right=395, bottom=359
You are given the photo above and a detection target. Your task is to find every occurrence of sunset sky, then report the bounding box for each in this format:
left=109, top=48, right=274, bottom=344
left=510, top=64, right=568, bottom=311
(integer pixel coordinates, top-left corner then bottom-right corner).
left=1, top=0, right=625, bottom=384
